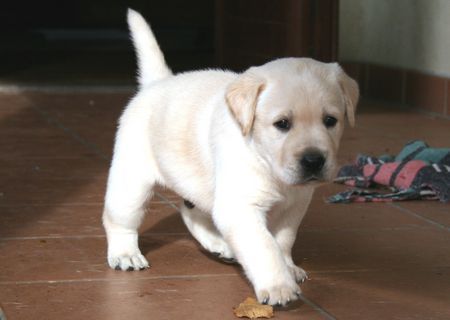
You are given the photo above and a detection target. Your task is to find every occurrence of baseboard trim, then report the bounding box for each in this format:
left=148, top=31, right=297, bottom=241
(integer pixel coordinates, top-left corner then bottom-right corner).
left=340, top=62, right=449, bottom=119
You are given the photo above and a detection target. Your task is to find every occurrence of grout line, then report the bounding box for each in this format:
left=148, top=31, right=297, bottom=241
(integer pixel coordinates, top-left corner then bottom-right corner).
left=31, top=100, right=179, bottom=212
left=299, top=225, right=434, bottom=233
left=0, top=233, right=189, bottom=241
left=0, top=273, right=239, bottom=286
left=1, top=225, right=435, bottom=241
left=298, top=294, right=336, bottom=320
left=388, top=203, right=450, bottom=232
left=0, top=235, right=106, bottom=241
left=0, top=203, right=104, bottom=208
left=0, top=156, right=103, bottom=160
left=0, top=84, right=135, bottom=94
left=154, top=193, right=180, bottom=211
left=32, top=104, right=110, bottom=161
left=0, top=200, right=176, bottom=207
left=309, top=265, right=450, bottom=274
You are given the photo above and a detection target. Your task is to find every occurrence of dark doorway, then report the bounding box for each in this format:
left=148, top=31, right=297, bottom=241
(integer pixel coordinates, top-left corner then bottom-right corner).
left=0, top=0, right=337, bottom=85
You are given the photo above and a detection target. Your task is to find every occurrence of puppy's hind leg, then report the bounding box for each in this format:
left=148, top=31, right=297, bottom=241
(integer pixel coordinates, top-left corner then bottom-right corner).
left=180, top=201, right=235, bottom=263
left=103, top=166, right=154, bottom=271
left=103, top=115, right=156, bottom=271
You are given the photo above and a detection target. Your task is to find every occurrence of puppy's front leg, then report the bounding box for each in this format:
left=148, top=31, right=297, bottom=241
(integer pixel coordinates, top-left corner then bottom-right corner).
left=273, top=213, right=308, bottom=284
left=213, top=199, right=300, bottom=306
left=271, top=189, right=313, bottom=284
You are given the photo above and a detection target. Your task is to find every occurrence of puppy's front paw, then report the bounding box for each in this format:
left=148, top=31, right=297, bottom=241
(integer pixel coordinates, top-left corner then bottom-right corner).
left=108, top=252, right=149, bottom=271
left=288, top=264, right=308, bottom=284
left=256, top=281, right=301, bottom=306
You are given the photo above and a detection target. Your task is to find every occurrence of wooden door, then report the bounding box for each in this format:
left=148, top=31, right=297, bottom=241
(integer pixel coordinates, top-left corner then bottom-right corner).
left=215, top=0, right=338, bottom=71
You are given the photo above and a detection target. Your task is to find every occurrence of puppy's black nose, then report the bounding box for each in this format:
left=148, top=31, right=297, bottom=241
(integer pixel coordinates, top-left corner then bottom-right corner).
left=300, top=151, right=326, bottom=174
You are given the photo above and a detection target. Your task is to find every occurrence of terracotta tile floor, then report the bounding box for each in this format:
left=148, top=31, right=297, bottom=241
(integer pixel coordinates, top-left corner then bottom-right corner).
left=1, top=90, right=449, bottom=320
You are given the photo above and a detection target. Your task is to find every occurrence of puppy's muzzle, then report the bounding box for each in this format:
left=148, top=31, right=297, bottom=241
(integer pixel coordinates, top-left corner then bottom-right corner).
left=299, top=149, right=326, bottom=180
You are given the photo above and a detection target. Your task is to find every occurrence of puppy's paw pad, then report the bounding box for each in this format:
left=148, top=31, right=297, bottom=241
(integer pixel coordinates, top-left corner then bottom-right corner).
left=256, top=283, right=301, bottom=306
left=288, top=265, right=308, bottom=283
left=108, top=253, right=150, bottom=271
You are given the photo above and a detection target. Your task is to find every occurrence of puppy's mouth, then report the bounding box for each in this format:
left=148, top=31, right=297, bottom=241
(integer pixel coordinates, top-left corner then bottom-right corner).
left=302, top=175, right=320, bottom=182
left=297, top=174, right=324, bottom=185
left=281, top=165, right=335, bottom=186
left=295, top=170, right=335, bottom=185
left=283, top=175, right=319, bottom=186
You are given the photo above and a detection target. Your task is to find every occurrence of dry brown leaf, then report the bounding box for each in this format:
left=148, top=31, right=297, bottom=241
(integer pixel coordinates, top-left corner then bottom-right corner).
left=233, top=297, right=274, bottom=319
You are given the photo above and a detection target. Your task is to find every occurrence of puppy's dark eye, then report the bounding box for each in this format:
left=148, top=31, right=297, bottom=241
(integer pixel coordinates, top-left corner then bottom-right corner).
left=323, top=116, right=337, bottom=128
left=273, top=119, right=291, bottom=131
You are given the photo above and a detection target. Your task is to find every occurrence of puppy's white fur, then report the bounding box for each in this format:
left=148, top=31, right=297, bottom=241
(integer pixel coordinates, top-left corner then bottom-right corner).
left=103, top=9, right=359, bottom=306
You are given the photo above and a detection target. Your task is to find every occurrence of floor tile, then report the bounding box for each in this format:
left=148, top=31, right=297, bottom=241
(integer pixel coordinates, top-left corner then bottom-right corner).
left=393, top=202, right=450, bottom=229
left=28, top=92, right=130, bottom=155
left=0, top=178, right=106, bottom=206
left=0, top=201, right=185, bottom=239
left=303, top=269, right=450, bottom=320
left=306, top=185, right=431, bottom=231
left=295, top=225, right=450, bottom=271
left=0, top=277, right=321, bottom=320
left=0, top=235, right=238, bottom=283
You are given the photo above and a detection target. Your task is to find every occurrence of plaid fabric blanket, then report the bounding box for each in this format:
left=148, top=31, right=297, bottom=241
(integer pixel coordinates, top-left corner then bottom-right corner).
left=328, top=140, right=450, bottom=203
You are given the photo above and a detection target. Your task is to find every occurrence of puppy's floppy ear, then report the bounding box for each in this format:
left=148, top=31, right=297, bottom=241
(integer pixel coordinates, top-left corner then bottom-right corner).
left=334, top=64, right=359, bottom=127
left=225, top=71, right=265, bottom=136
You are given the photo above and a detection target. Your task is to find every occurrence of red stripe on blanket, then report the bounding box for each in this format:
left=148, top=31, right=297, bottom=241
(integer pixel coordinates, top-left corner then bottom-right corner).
left=394, top=160, right=428, bottom=188
left=363, top=164, right=377, bottom=176
left=372, top=162, right=400, bottom=185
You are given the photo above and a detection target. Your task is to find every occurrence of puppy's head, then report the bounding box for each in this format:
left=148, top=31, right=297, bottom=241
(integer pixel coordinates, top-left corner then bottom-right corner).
left=226, top=58, right=359, bottom=186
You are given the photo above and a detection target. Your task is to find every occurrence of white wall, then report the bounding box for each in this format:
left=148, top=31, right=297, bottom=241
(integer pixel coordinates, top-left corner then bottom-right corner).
left=339, top=0, right=450, bottom=77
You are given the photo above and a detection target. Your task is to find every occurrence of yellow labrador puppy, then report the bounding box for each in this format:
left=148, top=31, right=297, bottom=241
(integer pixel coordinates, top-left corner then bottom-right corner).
left=103, top=9, right=358, bottom=306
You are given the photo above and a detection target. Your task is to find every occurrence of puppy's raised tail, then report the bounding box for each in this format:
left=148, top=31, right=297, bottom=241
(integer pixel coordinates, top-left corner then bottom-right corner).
left=127, top=9, right=172, bottom=87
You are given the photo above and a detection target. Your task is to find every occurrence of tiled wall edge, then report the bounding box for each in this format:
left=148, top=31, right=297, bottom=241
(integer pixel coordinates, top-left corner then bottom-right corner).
left=340, top=61, right=449, bottom=119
